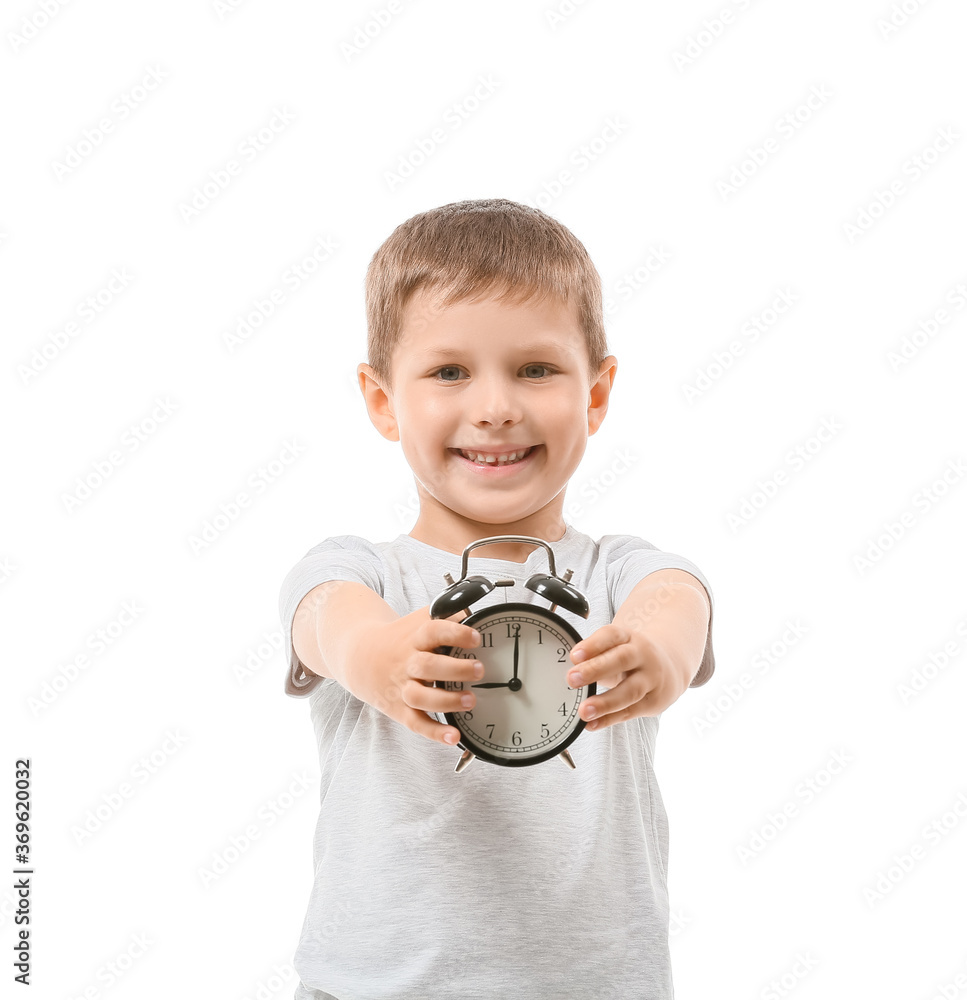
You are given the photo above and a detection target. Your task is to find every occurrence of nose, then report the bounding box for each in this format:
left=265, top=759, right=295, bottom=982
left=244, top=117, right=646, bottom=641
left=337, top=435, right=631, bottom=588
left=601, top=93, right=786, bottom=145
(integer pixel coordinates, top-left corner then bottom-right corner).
left=470, top=373, right=523, bottom=428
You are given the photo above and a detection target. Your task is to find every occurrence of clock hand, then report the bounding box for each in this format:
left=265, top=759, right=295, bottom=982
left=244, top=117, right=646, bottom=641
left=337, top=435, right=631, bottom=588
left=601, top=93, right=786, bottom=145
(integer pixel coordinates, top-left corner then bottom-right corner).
left=513, top=631, right=519, bottom=683
left=472, top=681, right=511, bottom=688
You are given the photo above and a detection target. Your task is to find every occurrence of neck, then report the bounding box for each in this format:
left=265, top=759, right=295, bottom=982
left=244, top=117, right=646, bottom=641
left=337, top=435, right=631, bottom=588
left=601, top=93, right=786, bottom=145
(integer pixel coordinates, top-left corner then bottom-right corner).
left=408, top=504, right=568, bottom=562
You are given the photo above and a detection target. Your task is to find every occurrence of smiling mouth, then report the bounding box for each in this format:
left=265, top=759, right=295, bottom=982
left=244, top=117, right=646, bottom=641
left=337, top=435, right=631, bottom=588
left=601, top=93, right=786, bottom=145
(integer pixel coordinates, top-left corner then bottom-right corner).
left=451, top=446, right=538, bottom=466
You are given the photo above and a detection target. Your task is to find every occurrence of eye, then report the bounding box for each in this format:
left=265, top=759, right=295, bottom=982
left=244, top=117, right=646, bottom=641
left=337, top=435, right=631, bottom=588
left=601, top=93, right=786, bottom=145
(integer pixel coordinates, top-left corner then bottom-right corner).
left=432, top=364, right=555, bottom=381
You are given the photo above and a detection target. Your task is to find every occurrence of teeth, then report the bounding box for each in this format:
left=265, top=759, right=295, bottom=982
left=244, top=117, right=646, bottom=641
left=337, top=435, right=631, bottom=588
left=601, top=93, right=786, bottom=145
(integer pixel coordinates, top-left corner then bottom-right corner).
left=460, top=447, right=532, bottom=465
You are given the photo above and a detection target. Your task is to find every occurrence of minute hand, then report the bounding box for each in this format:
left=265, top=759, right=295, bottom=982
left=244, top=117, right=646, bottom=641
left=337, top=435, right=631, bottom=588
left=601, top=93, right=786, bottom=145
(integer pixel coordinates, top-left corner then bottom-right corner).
left=472, top=681, right=511, bottom=688
left=513, top=631, right=519, bottom=682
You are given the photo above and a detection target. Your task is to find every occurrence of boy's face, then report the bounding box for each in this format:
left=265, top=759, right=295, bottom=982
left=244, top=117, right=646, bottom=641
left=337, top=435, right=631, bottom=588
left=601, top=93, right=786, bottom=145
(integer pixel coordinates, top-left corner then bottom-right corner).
left=358, top=287, right=616, bottom=550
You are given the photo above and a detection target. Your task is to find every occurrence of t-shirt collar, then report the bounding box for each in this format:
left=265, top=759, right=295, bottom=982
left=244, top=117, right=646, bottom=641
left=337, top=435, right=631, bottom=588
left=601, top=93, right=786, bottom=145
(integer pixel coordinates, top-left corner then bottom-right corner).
left=394, top=523, right=575, bottom=567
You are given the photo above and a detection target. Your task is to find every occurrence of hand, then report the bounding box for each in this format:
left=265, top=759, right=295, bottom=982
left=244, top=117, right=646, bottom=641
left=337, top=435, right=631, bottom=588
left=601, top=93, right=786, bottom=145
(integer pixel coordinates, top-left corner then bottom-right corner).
left=566, top=624, right=685, bottom=730
left=345, top=606, right=484, bottom=746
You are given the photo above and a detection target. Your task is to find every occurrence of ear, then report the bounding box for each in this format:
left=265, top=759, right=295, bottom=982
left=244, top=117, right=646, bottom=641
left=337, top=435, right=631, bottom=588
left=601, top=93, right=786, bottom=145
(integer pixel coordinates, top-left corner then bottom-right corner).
left=587, top=355, right=617, bottom=436
left=357, top=363, right=399, bottom=442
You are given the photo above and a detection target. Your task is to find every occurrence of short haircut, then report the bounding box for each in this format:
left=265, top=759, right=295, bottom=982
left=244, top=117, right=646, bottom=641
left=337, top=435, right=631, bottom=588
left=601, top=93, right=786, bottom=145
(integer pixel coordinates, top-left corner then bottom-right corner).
left=364, top=198, right=608, bottom=389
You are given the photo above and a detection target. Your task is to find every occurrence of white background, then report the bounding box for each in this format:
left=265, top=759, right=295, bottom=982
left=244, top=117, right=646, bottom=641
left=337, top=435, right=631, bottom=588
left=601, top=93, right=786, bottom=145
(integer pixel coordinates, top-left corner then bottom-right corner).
left=3, top=1, right=967, bottom=997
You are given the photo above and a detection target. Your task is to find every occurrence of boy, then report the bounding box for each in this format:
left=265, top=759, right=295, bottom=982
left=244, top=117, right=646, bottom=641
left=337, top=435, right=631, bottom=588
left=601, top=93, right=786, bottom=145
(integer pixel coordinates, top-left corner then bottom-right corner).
left=279, top=198, right=715, bottom=1000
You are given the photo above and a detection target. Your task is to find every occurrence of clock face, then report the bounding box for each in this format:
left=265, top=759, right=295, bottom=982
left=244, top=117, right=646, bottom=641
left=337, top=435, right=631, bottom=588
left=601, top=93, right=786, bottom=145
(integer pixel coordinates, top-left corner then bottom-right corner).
left=437, top=603, right=595, bottom=767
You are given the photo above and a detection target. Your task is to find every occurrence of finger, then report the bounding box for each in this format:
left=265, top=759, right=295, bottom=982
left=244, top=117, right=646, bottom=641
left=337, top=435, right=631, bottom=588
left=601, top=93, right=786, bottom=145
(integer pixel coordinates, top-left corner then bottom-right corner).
left=569, top=624, right=630, bottom=668
left=409, top=649, right=485, bottom=685
left=402, top=707, right=464, bottom=746
left=583, top=698, right=657, bottom=731
left=421, top=618, right=483, bottom=653
left=578, top=676, right=644, bottom=724
left=400, top=676, right=477, bottom=715
left=365, top=680, right=466, bottom=744
left=583, top=675, right=675, bottom=729
left=567, top=639, right=635, bottom=688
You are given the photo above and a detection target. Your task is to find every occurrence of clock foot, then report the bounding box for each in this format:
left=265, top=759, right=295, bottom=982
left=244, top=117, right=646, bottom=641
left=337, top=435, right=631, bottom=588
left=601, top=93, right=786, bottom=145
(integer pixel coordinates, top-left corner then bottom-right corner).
left=454, top=750, right=475, bottom=773
left=558, top=749, right=576, bottom=769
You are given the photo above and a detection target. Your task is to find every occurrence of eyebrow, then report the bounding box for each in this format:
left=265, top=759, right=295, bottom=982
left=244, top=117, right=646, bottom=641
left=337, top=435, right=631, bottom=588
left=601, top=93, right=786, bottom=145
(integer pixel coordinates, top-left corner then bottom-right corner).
left=417, top=341, right=575, bottom=359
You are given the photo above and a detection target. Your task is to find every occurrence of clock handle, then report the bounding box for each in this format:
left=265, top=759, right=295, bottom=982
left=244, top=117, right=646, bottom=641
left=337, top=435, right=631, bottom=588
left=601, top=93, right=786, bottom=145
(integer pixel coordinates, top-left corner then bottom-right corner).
left=457, top=535, right=558, bottom=578
left=433, top=533, right=589, bottom=620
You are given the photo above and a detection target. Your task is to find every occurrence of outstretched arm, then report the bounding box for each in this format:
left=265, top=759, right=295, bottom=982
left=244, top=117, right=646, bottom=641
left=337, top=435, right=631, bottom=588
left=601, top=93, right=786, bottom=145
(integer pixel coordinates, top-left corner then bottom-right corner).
left=565, top=568, right=711, bottom=729
left=292, top=580, right=485, bottom=745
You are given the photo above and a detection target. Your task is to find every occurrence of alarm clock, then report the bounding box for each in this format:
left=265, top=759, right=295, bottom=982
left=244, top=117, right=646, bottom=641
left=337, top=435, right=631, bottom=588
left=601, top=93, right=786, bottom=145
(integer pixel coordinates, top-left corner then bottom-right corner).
left=430, top=535, right=596, bottom=772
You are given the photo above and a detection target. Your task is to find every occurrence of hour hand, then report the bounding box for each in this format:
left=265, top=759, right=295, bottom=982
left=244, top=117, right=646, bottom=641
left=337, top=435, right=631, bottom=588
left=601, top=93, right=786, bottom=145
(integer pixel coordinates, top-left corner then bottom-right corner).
left=472, top=681, right=511, bottom=688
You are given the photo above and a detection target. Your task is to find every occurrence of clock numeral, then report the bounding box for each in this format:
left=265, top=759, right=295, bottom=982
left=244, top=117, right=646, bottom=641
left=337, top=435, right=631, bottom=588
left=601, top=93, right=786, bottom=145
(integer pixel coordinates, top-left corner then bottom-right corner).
left=536, top=629, right=543, bottom=644
left=442, top=681, right=465, bottom=691
left=506, top=623, right=521, bottom=638
left=558, top=702, right=567, bottom=717
left=541, top=723, right=550, bottom=739
left=480, top=633, right=493, bottom=647
left=557, top=647, right=567, bottom=662
left=486, top=724, right=495, bottom=738
left=512, top=731, right=522, bottom=746
left=463, top=710, right=473, bottom=721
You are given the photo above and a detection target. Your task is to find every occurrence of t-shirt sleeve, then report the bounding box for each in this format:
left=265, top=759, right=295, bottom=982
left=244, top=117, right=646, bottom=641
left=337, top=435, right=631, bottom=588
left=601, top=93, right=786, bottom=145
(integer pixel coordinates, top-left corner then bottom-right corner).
left=278, top=535, right=384, bottom=699
left=603, top=534, right=716, bottom=688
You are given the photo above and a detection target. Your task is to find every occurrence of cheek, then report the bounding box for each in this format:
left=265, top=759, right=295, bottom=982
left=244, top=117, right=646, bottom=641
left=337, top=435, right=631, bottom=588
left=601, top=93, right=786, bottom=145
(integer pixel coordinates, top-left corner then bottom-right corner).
left=550, top=384, right=588, bottom=417
left=395, top=394, right=445, bottom=438
left=406, top=390, right=454, bottom=423
left=543, top=395, right=589, bottom=438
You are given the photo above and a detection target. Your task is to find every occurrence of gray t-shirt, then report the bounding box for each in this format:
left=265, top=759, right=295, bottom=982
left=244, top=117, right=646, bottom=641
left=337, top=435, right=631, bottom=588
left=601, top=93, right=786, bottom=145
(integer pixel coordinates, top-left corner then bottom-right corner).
left=279, top=524, right=715, bottom=1000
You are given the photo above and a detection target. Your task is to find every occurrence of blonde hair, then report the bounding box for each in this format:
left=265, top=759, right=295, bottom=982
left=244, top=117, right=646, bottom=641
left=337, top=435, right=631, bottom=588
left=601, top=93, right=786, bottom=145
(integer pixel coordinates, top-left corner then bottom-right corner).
left=364, top=198, right=608, bottom=389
